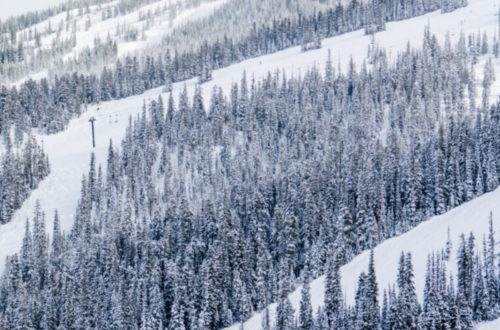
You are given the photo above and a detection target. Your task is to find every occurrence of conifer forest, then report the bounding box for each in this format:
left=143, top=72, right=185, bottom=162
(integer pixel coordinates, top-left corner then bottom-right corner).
left=1, top=0, right=500, bottom=329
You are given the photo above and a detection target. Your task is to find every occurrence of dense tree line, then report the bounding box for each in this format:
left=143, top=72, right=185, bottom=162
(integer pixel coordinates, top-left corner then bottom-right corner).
left=0, top=134, right=50, bottom=224
left=0, top=0, right=114, bottom=40
left=0, top=0, right=181, bottom=42
left=295, top=214, right=500, bottom=330
left=0, top=43, right=24, bottom=65
left=0, top=23, right=499, bottom=328
left=158, top=0, right=466, bottom=58
left=0, top=0, right=226, bottom=84
left=0, top=0, right=470, bottom=136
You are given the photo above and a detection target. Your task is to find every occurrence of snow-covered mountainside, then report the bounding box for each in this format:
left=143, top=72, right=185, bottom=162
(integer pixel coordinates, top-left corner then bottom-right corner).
left=0, top=0, right=497, bottom=270
left=224, top=185, right=500, bottom=330
left=3, top=0, right=229, bottom=84
left=1, top=0, right=500, bottom=328
left=2, top=0, right=336, bottom=85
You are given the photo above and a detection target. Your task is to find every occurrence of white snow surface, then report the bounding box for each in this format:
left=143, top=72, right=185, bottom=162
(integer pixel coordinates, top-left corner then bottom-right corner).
left=0, top=0, right=500, bottom=328
left=226, top=187, right=500, bottom=330
left=476, top=318, right=500, bottom=329
left=9, top=0, right=229, bottom=85
left=0, top=0, right=68, bottom=20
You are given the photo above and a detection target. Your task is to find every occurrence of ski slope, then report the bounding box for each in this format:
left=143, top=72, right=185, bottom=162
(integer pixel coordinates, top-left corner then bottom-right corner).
left=0, top=0, right=499, bottom=328
left=8, top=0, right=230, bottom=85
left=476, top=318, right=500, bottom=329
left=225, top=186, right=500, bottom=330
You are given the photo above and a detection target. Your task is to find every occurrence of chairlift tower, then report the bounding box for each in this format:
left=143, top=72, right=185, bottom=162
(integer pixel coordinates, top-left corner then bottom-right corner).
left=89, top=117, right=96, bottom=148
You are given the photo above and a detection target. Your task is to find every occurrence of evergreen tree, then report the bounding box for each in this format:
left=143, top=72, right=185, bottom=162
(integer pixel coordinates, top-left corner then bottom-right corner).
left=298, top=266, right=314, bottom=330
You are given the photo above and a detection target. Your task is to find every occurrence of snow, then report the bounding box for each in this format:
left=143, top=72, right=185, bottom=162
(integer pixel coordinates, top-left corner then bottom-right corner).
left=8, top=0, right=230, bottom=85
left=117, top=0, right=230, bottom=57
left=0, top=0, right=500, bottom=327
left=476, top=317, right=500, bottom=329
left=0, top=0, right=69, bottom=20
left=223, top=186, right=500, bottom=330
left=476, top=318, right=500, bottom=329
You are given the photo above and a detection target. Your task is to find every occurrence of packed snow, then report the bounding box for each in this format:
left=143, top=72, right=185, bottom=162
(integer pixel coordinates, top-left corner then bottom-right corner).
left=475, top=317, right=500, bottom=329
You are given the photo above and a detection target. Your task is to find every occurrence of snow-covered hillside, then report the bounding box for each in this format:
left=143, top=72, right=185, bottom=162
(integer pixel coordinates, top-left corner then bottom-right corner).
left=18, top=0, right=228, bottom=58
left=224, top=184, right=500, bottom=330
left=0, top=0, right=498, bottom=283
left=7, top=0, right=229, bottom=84
left=0, top=0, right=500, bottom=328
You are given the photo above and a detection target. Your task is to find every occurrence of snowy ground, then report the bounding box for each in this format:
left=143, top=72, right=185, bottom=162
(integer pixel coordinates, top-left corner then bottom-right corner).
left=1, top=0, right=500, bottom=328
left=225, top=186, right=500, bottom=330
left=1, top=0, right=499, bottom=287
left=0, top=0, right=69, bottom=20
left=8, top=0, right=230, bottom=85
left=117, top=0, right=230, bottom=57
left=476, top=318, right=500, bottom=329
